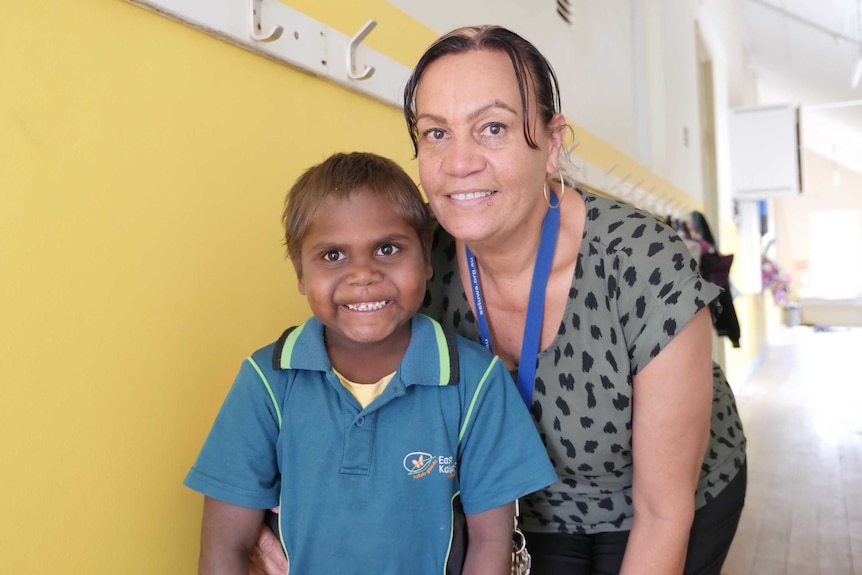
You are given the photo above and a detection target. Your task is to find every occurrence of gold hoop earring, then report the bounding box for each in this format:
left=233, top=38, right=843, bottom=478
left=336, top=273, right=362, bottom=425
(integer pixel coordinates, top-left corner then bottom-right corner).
left=543, top=174, right=566, bottom=209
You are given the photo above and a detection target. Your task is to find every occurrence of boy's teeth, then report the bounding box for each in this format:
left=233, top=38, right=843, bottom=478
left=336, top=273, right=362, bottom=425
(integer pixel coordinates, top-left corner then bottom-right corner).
left=345, top=301, right=388, bottom=312
left=451, top=191, right=493, bottom=201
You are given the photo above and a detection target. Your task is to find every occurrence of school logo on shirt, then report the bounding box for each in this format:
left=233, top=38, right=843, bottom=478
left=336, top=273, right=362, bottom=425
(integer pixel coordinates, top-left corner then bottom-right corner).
left=403, top=452, right=457, bottom=479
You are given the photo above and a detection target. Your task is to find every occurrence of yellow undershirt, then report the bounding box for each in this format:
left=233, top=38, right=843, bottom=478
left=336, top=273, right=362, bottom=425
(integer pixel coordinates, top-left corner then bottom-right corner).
left=333, top=370, right=395, bottom=408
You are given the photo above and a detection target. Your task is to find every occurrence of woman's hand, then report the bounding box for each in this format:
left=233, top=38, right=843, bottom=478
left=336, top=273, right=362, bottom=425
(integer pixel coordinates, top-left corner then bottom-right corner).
left=250, top=519, right=289, bottom=575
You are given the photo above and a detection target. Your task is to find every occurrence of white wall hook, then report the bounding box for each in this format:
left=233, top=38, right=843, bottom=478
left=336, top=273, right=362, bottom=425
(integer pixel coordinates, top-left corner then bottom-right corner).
left=249, top=0, right=283, bottom=42
left=613, top=172, right=631, bottom=193
left=347, top=19, right=377, bottom=80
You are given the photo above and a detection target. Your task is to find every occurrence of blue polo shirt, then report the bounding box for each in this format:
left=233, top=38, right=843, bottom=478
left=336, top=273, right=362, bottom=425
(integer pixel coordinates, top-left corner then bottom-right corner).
left=184, top=313, right=556, bottom=575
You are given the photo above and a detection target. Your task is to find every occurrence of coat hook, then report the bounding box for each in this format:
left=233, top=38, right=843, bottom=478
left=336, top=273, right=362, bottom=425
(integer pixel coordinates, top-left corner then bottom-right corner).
left=249, top=0, right=283, bottom=42
left=614, top=172, right=631, bottom=192
left=347, top=19, right=377, bottom=80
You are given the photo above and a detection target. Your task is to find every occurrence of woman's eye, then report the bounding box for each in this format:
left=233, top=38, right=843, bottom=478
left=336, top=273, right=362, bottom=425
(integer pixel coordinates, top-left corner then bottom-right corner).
left=377, top=244, right=400, bottom=256
left=423, top=128, right=445, bottom=141
left=483, top=122, right=505, bottom=136
left=323, top=250, right=344, bottom=262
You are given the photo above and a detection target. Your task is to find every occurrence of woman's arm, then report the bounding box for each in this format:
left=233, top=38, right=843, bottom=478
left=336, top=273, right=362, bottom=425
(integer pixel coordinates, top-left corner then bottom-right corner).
left=620, top=307, right=713, bottom=575
left=462, top=501, right=516, bottom=575
left=250, top=521, right=289, bottom=575
left=199, top=497, right=266, bottom=575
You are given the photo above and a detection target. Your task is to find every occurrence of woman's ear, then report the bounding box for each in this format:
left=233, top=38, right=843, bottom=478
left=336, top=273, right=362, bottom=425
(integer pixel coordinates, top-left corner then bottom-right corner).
left=545, top=113, right=568, bottom=173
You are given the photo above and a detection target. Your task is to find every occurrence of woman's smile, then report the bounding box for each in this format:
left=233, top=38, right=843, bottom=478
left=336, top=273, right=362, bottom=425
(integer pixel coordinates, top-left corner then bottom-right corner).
left=448, top=190, right=496, bottom=202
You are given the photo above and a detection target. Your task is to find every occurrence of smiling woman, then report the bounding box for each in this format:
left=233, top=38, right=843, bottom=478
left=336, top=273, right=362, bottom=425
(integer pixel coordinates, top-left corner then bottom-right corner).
left=410, top=49, right=566, bottom=253
left=406, top=26, right=746, bottom=575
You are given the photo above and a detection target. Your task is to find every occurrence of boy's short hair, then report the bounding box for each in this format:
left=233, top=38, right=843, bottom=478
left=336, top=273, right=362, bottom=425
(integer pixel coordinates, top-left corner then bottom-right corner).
left=283, top=152, right=432, bottom=277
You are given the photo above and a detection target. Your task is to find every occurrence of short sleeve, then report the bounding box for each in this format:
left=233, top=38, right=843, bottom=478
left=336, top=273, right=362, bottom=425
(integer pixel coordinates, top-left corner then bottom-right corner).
left=615, top=220, right=722, bottom=373
left=455, top=351, right=557, bottom=515
left=183, top=358, right=282, bottom=509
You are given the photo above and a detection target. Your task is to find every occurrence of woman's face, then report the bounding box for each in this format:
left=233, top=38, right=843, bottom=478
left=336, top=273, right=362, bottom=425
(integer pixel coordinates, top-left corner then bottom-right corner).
left=414, top=49, right=564, bottom=245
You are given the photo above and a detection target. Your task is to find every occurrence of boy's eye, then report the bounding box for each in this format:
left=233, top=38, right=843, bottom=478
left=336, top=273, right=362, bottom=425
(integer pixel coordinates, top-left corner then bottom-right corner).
left=377, top=244, right=400, bottom=256
left=323, top=250, right=344, bottom=262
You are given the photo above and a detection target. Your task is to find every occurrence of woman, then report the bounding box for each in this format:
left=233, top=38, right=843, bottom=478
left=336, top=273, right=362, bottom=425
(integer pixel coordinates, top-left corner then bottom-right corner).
left=253, top=25, right=746, bottom=575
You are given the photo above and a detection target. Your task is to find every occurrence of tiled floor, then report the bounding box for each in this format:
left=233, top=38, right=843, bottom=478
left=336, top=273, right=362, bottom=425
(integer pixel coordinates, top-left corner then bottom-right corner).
left=722, top=326, right=862, bottom=575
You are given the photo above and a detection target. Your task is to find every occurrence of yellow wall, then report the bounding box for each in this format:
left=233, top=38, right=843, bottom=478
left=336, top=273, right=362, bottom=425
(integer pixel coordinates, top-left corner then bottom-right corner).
left=0, top=1, right=434, bottom=572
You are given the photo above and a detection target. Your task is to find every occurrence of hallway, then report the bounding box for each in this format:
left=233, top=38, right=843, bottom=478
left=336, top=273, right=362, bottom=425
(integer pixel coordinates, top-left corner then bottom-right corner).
left=722, top=326, right=862, bottom=575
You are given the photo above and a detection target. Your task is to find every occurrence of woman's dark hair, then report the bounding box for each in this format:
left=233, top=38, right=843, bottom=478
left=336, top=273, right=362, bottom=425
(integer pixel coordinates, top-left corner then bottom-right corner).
left=403, top=25, right=562, bottom=156
left=283, top=152, right=432, bottom=277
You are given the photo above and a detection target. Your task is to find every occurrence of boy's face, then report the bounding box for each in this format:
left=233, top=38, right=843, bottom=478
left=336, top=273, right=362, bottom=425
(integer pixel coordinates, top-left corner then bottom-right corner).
left=297, top=188, right=433, bottom=349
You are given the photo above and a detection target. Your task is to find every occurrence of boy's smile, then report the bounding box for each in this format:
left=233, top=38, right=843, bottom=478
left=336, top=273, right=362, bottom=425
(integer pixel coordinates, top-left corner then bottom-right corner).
left=297, top=188, right=432, bottom=363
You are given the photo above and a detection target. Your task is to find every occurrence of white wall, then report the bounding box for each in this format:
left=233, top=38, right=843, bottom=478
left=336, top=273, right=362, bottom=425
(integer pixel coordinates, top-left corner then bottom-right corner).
left=696, top=0, right=760, bottom=230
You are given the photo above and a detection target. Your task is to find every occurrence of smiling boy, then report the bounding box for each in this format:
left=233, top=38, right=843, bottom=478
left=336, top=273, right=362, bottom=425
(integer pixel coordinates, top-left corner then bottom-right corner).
left=183, top=152, right=556, bottom=575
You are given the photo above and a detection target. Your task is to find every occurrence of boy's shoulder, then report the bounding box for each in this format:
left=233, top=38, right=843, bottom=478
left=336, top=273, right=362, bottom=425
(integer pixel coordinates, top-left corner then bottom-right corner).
left=245, top=316, right=327, bottom=377
left=404, top=314, right=501, bottom=385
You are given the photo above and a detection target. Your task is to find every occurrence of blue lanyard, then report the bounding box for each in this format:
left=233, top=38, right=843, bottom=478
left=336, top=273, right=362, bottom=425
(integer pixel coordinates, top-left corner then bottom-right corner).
left=465, top=193, right=560, bottom=407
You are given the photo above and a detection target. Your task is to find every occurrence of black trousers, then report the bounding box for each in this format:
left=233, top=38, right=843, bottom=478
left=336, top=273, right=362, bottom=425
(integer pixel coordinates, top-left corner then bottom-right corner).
left=524, top=461, right=747, bottom=575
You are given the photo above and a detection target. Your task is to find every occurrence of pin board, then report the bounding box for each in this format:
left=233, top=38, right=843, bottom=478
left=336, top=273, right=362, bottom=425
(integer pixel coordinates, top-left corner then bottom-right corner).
left=124, top=0, right=412, bottom=108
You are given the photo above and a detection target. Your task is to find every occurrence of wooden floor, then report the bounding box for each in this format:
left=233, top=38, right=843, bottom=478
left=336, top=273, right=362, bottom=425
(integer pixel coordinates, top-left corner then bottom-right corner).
left=722, top=326, right=862, bottom=575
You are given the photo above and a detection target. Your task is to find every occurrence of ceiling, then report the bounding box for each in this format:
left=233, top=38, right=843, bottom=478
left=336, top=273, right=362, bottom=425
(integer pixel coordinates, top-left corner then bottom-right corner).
left=741, top=0, right=862, bottom=175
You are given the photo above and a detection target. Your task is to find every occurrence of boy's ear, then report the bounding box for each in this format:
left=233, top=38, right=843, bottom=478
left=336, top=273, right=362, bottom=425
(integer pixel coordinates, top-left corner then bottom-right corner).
left=291, top=256, right=305, bottom=294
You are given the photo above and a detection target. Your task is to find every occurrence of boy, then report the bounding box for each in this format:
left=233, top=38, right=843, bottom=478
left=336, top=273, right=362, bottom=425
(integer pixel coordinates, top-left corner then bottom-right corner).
left=183, top=152, right=556, bottom=575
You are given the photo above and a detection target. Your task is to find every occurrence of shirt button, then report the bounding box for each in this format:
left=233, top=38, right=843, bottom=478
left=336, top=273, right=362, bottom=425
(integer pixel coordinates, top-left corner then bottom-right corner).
left=356, top=416, right=365, bottom=427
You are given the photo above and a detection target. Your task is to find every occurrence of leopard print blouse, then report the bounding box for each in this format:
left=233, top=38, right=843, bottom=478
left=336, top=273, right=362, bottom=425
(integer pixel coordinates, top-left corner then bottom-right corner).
left=420, top=190, right=747, bottom=534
